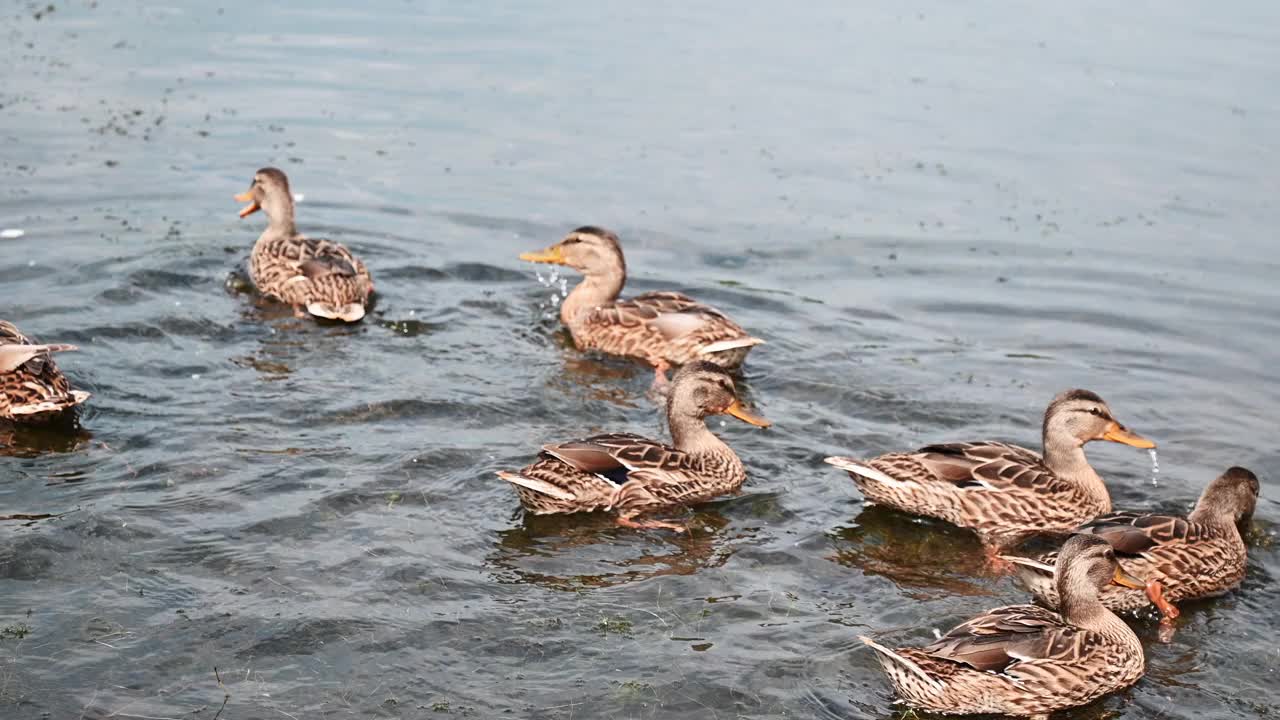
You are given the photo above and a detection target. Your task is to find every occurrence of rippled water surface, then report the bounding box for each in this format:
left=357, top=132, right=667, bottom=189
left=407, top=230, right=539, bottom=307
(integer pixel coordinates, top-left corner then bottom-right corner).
left=3, top=1, right=1279, bottom=718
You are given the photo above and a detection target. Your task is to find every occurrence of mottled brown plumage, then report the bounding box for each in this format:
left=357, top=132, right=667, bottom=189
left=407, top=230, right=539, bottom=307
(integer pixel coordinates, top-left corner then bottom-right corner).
left=496, top=361, right=770, bottom=531
left=236, top=167, right=374, bottom=322
left=0, top=321, right=90, bottom=423
left=519, top=227, right=763, bottom=376
left=1009, top=467, right=1260, bottom=617
left=862, top=535, right=1146, bottom=717
left=825, top=389, right=1155, bottom=545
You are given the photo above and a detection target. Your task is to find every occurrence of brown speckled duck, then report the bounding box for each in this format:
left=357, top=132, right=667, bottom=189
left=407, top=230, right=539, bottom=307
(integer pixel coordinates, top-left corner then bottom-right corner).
left=496, top=361, right=769, bottom=532
left=825, top=389, right=1155, bottom=552
left=0, top=321, right=90, bottom=423
left=1007, top=466, right=1260, bottom=623
left=519, top=227, right=763, bottom=383
left=235, top=167, right=374, bottom=322
left=862, top=534, right=1146, bottom=718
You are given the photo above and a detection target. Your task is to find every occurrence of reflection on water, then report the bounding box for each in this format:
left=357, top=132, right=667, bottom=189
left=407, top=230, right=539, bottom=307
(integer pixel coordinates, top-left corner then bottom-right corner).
left=488, top=509, right=735, bottom=591
left=1, top=0, right=1278, bottom=718
left=828, top=505, right=995, bottom=598
left=0, top=421, right=93, bottom=459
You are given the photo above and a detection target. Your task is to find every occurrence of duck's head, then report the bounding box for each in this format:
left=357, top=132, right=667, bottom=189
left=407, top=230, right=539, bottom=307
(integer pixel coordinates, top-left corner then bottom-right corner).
left=1043, top=389, right=1155, bottom=450
left=234, top=167, right=294, bottom=222
left=668, top=361, right=770, bottom=428
left=1191, top=466, right=1261, bottom=528
left=1056, top=533, right=1146, bottom=599
left=519, top=226, right=626, bottom=277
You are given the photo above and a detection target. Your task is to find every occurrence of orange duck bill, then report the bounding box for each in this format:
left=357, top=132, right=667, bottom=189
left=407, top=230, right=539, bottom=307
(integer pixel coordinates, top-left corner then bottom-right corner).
left=1102, top=421, right=1155, bottom=449
left=234, top=190, right=260, bottom=218
left=723, top=399, right=770, bottom=428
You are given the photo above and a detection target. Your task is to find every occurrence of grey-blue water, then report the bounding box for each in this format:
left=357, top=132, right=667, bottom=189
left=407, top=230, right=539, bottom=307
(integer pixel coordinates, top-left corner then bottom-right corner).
left=2, top=1, right=1278, bottom=718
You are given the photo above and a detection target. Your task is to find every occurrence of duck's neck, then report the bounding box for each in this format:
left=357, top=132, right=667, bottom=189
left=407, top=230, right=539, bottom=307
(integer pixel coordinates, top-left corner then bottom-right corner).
left=1043, top=431, right=1110, bottom=513
left=667, top=402, right=732, bottom=457
left=1059, top=586, right=1133, bottom=641
left=560, top=268, right=624, bottom=326
left=1187, top=505, right=1244, bottom=540
left=261, top=195, right=298, bottom=238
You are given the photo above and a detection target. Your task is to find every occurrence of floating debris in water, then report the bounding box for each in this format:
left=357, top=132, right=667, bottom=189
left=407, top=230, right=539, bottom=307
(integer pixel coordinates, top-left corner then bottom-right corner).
left=1, top=229, right=24, bottom=239
left=1149, top=448, right=1160, bottom=486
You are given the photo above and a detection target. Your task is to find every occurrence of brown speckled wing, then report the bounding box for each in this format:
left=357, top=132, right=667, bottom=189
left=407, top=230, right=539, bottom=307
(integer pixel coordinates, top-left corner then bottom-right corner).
left=0, top=321, right=82, bottom=421
left=578, top=291, right=752, bottom=366
left=251, top=235, right=374, bottom=308
left=1079, top=512, right=1201, bottom=555
left=923, top=604, right=1082, bottom=673
left=915, top=441, right=1065, bottom=493
left=543, top=432, right=688, bottom=477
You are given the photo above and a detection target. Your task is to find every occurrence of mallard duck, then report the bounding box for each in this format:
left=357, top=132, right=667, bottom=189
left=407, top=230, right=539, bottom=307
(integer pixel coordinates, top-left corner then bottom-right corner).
left=1007, top=466, right=1260, bottom=622
left=235, top=167, right=374, bottom=322
left=519, top=227, right=763, bottom=382
left=825, top=389, right=1155, bottom=549
left=0, top=320, right=90, bottom=423
left=496, top=360, right=770, bottom=531
left=861, top=534, right=1146, bottom=718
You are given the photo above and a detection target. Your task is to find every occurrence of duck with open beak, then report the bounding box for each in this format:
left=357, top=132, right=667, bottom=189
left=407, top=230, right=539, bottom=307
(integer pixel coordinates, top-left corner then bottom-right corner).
left=232, top=167, right=374, bottom=323
left=234, top=189, right=260, bottom=218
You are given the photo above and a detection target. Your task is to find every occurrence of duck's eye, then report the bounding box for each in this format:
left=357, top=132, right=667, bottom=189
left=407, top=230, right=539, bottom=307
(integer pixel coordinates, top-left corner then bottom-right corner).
left=1104, top=549, right=1115, bottom=560
left=1088, top=407, right=1101, bottom=416
left=563, top=237, right=582, bottom=245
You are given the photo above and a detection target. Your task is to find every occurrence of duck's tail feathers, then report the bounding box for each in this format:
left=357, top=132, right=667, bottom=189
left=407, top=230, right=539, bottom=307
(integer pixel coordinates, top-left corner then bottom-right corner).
left=699, top=336, right=765, bottom=355
left=307, top=302, right=366, bottom=322
left=9, top=390, right=91, bottom=418
left=823, top=456, right=906, bottom=487
left=0, top=343, right=79, bottom=373
left=1002, top=555, right=1056, bottom=574
left=859, top=636, right=944, bottom=693
left=496, top=471, right=576, bottom=501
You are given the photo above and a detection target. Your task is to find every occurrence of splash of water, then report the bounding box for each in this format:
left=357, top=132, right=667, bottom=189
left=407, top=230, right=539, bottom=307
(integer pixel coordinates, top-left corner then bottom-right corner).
left=533, top=266, right=570, bottom=320
left=1148, top=448, right=1160, bottom=486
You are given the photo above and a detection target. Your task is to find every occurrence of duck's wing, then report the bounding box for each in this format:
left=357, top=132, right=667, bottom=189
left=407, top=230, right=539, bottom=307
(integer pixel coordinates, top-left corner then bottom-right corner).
left=297, top=238, right=362, bottom=279
left=541, top=432, right=687, bottom=485
left=1078, top=512, right=1202, bottom=555
left=906, top=441, right=1063, bottom=492
left=585, top=291, right=759, bottom=351
left=922, top=604, right=1082, bottom=674
left=0, top=343, right=77, bottom=374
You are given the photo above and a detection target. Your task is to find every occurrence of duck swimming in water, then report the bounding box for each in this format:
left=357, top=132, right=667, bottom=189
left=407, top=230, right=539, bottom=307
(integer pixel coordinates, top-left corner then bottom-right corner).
left=496, top=361, right=769, bottom=532
left=235, top=167, right=374, bottom=322
left=862, top=534, right=1147, bottom=718
left=519, top=226, right=763, bottom=383
left=825, top=389, right=1155, bottom=555
left=0, top=320, right=90, bottom=423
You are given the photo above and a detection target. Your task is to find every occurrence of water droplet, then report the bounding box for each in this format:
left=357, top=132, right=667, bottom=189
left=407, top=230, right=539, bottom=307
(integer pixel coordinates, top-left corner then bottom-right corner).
left=1148, top=448, right=1159, bottom=486
left=293, top=193, right=305, bottom=203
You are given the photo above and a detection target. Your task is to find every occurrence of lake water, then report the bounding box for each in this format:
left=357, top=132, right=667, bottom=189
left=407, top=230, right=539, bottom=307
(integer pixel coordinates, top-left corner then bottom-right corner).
left=2, top=1, right=1278, bottom=718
